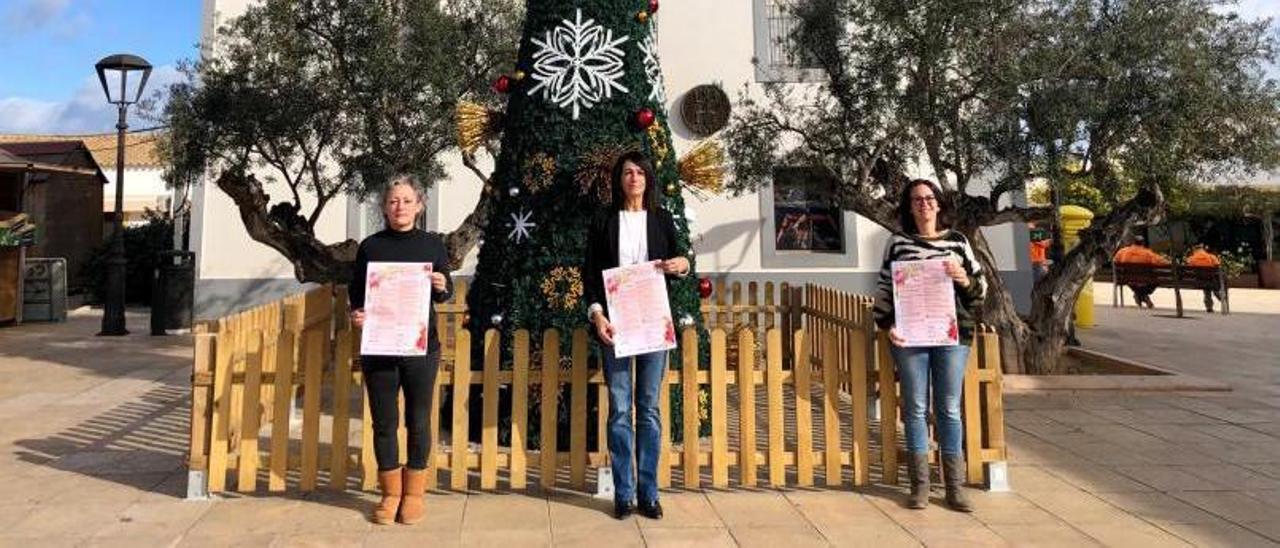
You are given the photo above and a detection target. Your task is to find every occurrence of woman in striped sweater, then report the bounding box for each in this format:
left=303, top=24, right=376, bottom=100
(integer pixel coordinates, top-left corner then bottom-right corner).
left=873, top=178, right=986, bottom=512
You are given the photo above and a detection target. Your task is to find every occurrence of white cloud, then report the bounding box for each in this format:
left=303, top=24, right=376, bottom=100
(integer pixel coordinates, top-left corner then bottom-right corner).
left=2, top=0, right=71, bottom=35
left=0, top=65, right=184, bottom=134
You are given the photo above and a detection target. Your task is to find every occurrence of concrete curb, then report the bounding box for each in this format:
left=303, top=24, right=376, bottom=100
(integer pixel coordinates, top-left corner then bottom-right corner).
left=1003, top=348, right=1232, bottom=392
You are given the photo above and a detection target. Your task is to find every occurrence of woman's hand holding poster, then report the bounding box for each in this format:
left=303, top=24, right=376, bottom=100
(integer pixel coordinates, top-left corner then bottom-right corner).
left=891, top=259, right=959, bottom=346
left=361, top=262, right=433, bottom=356
left=603, top=261, right=678, bottom=358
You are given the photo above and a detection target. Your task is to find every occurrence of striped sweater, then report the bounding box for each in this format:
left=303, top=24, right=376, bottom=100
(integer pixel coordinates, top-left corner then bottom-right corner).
left=873, top=230, right=987, bottom=344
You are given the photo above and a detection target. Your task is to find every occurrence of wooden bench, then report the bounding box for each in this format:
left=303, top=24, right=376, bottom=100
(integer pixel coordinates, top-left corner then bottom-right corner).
left=1112, top=263, right=1230, bottom=316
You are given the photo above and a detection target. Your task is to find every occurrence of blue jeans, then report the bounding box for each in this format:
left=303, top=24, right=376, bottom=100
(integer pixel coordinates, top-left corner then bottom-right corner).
left=603, top=348, right=667, bottom=504
left=890, top=344, right=970, bottom=456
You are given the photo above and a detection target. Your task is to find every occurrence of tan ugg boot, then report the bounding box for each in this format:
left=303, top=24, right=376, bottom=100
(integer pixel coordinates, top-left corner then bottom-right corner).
left=398, top=467, right=427, bottom=525
left=373, top=468, right=403, bottom=525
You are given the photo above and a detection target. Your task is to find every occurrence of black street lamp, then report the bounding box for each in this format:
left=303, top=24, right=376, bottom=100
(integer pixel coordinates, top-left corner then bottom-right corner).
left=95, top=53, right=152, bottom=336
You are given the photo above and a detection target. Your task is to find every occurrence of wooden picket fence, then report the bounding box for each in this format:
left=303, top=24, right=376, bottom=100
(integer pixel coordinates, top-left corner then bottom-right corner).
left=187, top=281, right=1007, bottom=497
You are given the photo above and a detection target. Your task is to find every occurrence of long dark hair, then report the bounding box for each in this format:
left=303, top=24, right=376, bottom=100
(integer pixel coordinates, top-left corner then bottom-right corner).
left=610, top=151, right=659, bottom=211
left=896, top=178, right=950, bottom=234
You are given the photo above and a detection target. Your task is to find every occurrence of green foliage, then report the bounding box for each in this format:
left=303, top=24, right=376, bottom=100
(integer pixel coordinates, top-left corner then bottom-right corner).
left=1216, top=246, right=1255, bottom=278
left=83, top=210, right=174, bottom=305
left=159, top=0, right=521, bottom=223
left=467, top=1, right=701, bottom=350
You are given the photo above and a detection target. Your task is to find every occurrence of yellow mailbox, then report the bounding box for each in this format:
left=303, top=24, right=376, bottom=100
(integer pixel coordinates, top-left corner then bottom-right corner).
left=1059, top=205, right=1095, bottom=328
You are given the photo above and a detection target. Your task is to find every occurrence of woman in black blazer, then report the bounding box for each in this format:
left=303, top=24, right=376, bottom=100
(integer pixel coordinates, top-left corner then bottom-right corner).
left=584, top=151, right=690, bottom=520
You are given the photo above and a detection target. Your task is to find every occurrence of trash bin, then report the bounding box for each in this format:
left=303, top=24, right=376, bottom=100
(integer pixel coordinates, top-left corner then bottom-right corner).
left=151, top=250, right=195, bottom=335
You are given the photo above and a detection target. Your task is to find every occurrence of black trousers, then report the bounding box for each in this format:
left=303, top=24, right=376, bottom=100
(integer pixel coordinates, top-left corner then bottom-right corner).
left=362, top=350, right=440, bottom=471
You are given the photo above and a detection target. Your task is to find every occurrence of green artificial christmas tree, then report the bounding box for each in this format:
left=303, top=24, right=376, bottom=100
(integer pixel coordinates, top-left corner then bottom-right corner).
left=467, top=0, right=703, bottom=346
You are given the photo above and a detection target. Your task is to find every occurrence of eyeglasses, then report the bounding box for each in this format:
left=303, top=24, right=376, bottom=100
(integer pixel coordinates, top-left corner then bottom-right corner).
left=911, top=196, right=937, bottom=206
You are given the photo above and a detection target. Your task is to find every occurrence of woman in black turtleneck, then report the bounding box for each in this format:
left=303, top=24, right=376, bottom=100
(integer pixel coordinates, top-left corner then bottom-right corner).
left=348, top=175, right=452, bottom=526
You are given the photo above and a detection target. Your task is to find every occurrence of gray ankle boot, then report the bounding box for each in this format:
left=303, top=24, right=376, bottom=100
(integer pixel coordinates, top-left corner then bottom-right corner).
left=906, top=452, right=930, bottom=509
left=941, top=453, right=974, bottom=512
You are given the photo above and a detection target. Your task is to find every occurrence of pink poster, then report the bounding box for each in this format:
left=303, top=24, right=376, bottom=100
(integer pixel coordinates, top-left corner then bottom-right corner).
left=603, top=261, right=677, bottom=358
left=891, top=259, right=959, bottom=347
left=361, top=262, right=433, bottom=356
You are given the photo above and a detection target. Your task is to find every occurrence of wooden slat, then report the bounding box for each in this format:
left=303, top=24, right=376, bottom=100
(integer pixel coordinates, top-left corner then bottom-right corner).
left=427, top=346, right=442, bottom=491
left=737, top=329, right=757, bottom=487
left=766, top=329, right=785, bottom=487
left=710, top=329, right=728, bottom=488
left=481, top=329, right=500, bottom=490
left=268, top=326, right=297, bottom=492
left=227, top=315, right=245, bottom=461
left=299, top=329, right=324, bottom=491
left=540, top=330, right=560, bottom=490
left=510, top=330, right=530, bottom=489
left=821, top=333, right=842, bottom=487
left=964, top=336, right=984, bottom=486
left=793, top=329, right=813, bottom=486
left=850, top=327, right=870, bottom=486
left=658, top=367, right=672, bottom=488
left=207, top=320, right=234, bottom=493
left=236, top=328, right=266, bottom=492
left=328, top=328, right=353, bottom=491
left=569, top=329, right=588, bottom=490
left=982, top=329, right=1007, bottom=461
left=451, top=329, right=472, bottom=490
left=361, top=375, right=376, bottom=490
left=877, top=333, right=899, bottom=485
left=189, top=334, right=215, bottom=474
left=682, top=328, right=700, bottom=489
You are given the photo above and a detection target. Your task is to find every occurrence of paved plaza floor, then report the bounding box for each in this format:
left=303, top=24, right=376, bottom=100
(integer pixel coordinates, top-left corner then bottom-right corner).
left=0, top=301, right=1277, bottom=546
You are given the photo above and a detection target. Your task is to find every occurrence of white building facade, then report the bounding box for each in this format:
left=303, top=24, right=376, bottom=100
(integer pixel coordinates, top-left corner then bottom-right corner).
left=192, top=0, right=1032, bottom=319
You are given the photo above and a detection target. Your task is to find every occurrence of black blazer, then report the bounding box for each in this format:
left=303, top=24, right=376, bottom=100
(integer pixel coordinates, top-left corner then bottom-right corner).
left=584, top=208, right=687, bottom=323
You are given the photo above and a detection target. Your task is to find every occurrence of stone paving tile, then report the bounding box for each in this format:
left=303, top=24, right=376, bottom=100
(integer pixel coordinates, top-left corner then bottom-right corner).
left=784, top=490, right=898, bottom=530
left=706, top=490, right=809, bottom=530
left=632, top=492, right=722, bottom=529
left=1070, top=519, right=1194, bottom=547
left=546, top=493, right=645, bottom=545
left=1182, top=463, right=1280, bottom=491
left=363, top=529, right=462, bottom=548
left=1155, top=519, right=1280, bottom=547
left=1127, top=422, right=1237, bottom=445
left=1170, top=490, right=1280, bottom=523
left=1004, top=465, right=1078, bottom=493
left=90, top=500, right=213, bottom=539
left=865, top=493, right=984, bottom=530
left=986, top=523, right=1101, bottom=547
left=4, top=501, right=130, bottom=538
left=1242, top=521, right=1280, bottom=544
left=1043, top=464, right=1156, bottom=494
left=85, top=533, right=184, bottom=548
left=184, top=498, right=306, bottom=537
left=0, top=534, right=88, bottom=548
left=1111, top=465, right=1228, bottom=491
left=0, top=502, right=36, bottom=531
left=640, top=526, right=737, bottom=547
left=1130, top=445, right=1224, bottom=466
left=460, top=493, right=550, bottom=532
left=727, top=526, right=831, bottom=548
left=269, top=532, right=367, bottom=547
left=1015, top=489, right=1123, bottom=525
left=818, top=525, right=922, bottom=547
left=1247, top=489, right=1280, bottom=507
left=461, top=528, right=552, bottom=546
left=176, top=533, right=281, bottom=547
left=900, top=525, right=1009, bottom=547
left=965, top=493, right=1061, bottom=526
left=1090, top=491, right=1223, bottom=524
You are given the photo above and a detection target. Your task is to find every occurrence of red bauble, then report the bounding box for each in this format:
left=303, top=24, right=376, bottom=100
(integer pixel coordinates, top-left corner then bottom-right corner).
left=492, top=75, right=512, bottom=94
left=698, top=277, right=713, bottom=299
left=634, top=108, right=656, bottom=129
left=649, top=0, right=660, bottom=14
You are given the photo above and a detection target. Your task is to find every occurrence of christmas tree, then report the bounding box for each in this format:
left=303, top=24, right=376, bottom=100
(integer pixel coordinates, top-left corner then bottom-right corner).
left=466, top=0, right=704, bottom=346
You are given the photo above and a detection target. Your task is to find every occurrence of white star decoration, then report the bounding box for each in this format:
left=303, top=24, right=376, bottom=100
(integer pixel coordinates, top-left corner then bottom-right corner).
left=508, top=209, right=536, bottom=243
left=527, top=9, right=630, bottom=120
left=639, top=29, right=666, bottom=104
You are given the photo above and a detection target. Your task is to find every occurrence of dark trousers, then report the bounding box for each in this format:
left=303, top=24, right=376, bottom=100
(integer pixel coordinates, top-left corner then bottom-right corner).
left=1129, top=284, right=1156, bottom=304
left=362, top=350, right=440, bottom=471
left=1202, top=287, right=1223, bottom=311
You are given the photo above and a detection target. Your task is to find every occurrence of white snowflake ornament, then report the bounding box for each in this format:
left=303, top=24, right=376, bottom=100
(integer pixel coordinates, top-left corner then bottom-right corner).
left=528, top=9, right=630, bottom=120
left=508, top=209, right=536, bottom=243
left=639, top=29, right=666, bottom=104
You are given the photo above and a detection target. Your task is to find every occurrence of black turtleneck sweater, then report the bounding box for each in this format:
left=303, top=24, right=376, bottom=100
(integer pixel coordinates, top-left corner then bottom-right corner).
left=350, top=228, right=453, bottom=353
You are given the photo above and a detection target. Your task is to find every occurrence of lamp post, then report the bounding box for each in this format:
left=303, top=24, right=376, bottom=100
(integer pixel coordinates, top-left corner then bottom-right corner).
left=95, top=53, right=152, bottom=336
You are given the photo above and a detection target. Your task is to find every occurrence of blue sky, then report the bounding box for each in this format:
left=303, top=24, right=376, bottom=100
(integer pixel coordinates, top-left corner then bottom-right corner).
left=0, top=0, right=201, bottom=134
left=0, top=0, right=1275, bottom=135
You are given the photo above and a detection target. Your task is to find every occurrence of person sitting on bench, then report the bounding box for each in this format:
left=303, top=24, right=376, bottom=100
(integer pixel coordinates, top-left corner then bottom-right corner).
left=1114, top=236, right=1170, bottom=308
left=1186, top=243, right=1223, bottom=312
